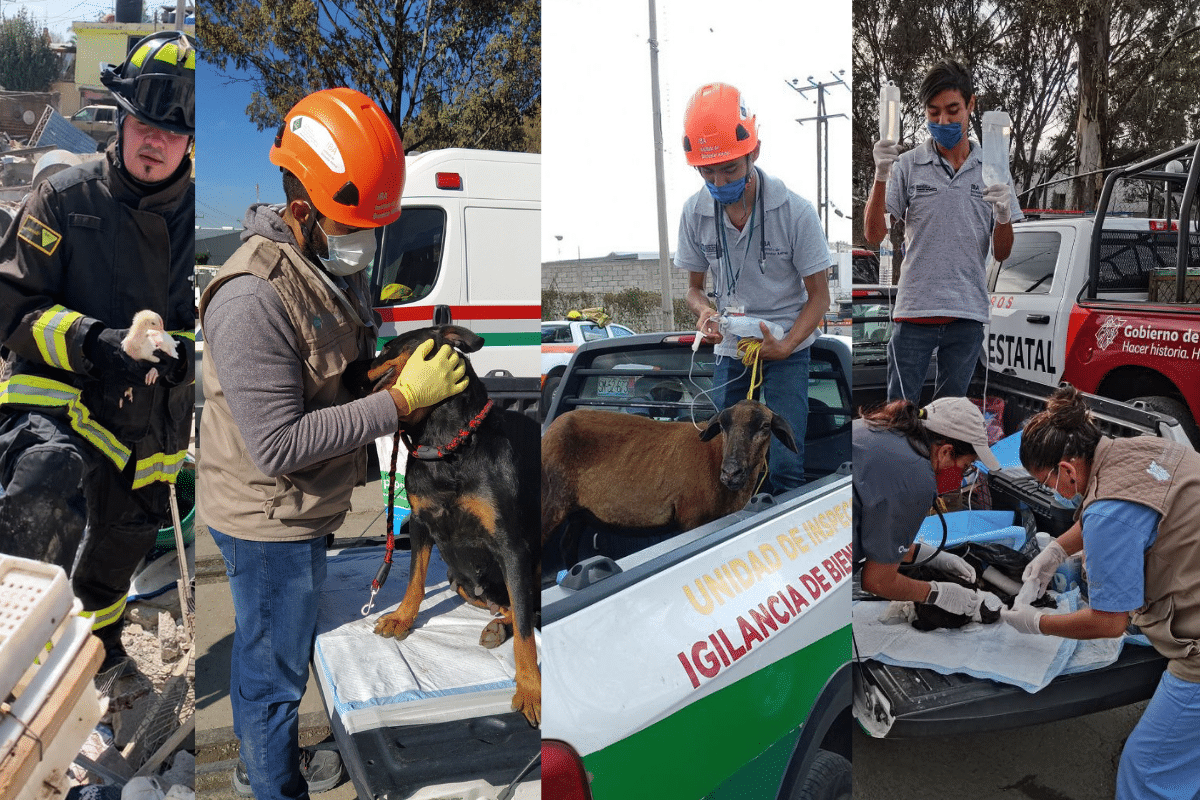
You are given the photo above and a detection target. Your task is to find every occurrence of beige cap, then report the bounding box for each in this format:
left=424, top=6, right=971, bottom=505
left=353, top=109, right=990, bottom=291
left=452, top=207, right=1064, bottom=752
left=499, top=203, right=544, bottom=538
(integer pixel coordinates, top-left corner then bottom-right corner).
left=922, top=397, right=1001, bottom=471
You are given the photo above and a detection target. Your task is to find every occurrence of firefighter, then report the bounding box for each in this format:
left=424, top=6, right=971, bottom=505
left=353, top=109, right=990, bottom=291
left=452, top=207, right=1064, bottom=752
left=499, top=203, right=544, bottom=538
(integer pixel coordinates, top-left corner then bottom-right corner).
left=0, top=30, right=196, bottom=675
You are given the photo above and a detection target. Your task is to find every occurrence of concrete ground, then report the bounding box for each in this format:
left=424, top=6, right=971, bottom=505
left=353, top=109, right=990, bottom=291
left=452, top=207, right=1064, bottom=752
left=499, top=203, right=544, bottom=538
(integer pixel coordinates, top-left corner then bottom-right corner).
left=852, top=699, right=1149, bottom=799
left=194, top=466, right=391, bottom=800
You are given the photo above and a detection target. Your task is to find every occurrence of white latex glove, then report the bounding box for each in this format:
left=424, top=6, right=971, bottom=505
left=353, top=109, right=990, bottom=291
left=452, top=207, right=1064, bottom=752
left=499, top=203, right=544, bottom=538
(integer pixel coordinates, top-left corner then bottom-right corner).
left=1022, top=539, right=1068, bottom=595
left=912, top=542, right=977, bottom=582
left=1013, top=579, right=1042, bottom=607
left=983, top=183, right=1013, bottom=224
left=926, top=581, right=982, bottom=617
left=873, top=139, right=900, bottom=182
left=1001, top=604, right=1045, bottom=635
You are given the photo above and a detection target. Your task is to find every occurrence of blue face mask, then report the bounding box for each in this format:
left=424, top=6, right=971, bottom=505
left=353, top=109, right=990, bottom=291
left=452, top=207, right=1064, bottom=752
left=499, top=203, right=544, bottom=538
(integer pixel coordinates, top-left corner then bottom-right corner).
left=928, top=121, right=964, bottom=150
left=1047, top=471, right=1082, bottom=509
left=705, top=174, right=748, bottom=205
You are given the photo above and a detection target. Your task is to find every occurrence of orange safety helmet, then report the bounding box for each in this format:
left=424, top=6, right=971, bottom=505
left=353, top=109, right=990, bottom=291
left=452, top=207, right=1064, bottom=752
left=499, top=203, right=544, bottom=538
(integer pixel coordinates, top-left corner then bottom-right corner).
left=270, top=88, right=405, bottom=228
left=682, top=83, right=758, bottom=167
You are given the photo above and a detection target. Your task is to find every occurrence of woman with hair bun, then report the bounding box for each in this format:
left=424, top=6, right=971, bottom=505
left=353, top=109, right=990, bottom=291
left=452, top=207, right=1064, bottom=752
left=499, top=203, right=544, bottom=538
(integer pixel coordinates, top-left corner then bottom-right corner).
left=853, top=396, right=1000, bottom=614
left=1002, top=384, right=1200, bottom=800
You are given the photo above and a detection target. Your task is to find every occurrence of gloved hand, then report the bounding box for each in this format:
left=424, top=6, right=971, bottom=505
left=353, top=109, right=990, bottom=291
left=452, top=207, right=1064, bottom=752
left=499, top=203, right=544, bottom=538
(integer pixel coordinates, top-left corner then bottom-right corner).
left=1021, top=539, right=1068, bottom=595
left=154, top=337, right=191, bottom=388
left=983, top=183, right=1013, bottom=224
left=912, top=542, right=977, bottom=582
left=388, top=339, right=468, bottom=414
left=873, top=139, right=900, bottom=182
left=926, top=581, right=982, bottom=617
left=1000, top=604, right=1045, bottom=635
left=85, top=326, right=156, bottom=384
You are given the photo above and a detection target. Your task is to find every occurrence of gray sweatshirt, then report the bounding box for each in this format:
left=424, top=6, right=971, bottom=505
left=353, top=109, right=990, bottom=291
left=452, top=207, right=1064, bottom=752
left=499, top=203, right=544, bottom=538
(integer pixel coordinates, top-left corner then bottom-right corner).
left=203, top=204, right=397, bottom=478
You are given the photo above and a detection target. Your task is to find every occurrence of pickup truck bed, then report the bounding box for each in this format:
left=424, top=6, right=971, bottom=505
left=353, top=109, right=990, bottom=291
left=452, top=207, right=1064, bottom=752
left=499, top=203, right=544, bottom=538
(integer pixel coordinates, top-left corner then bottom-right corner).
left=851, top=368, right=1181, bottom=738
left=541, top=332, right=856, bottom=799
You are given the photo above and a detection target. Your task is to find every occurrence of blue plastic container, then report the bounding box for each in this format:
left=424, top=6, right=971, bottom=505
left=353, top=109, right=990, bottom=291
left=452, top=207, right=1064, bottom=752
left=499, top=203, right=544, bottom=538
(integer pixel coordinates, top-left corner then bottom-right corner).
left=915, top=511, right=1022, bottom=549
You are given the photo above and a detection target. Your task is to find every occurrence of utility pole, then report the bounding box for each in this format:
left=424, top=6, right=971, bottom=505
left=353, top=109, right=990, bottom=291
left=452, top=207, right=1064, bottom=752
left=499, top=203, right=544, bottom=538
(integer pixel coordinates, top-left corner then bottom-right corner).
left=648, top=0, right=674, bottom=332
left=790, top=72, right=847, bottom=235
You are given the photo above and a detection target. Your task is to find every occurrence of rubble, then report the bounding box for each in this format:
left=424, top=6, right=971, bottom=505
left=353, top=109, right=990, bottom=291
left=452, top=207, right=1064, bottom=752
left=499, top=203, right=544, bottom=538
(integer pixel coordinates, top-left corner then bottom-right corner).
left=66, top=576, right=195, bottom=797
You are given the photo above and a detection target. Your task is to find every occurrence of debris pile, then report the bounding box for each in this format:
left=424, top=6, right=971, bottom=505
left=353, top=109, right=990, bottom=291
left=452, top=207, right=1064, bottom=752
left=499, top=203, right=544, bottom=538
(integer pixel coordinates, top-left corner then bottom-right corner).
left=65, top=587, right=195, bottom=799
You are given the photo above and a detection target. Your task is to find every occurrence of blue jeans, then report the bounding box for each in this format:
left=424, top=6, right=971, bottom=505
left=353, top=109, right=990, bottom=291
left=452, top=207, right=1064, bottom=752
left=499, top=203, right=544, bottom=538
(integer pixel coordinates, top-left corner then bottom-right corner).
left=210, top=527, right=328, bottom=800
left=886, top=319, right=984, bottom=404
left=1116, top=670, right=1200, bottom=800
left=714, top=347, right=809, bottom=493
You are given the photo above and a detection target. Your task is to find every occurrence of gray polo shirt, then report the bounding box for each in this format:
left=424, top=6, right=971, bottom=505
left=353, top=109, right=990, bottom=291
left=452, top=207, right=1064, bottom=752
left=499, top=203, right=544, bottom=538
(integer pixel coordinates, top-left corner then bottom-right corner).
left=675, top=167, right=832, bottom=352
left=852, top=420, right=936, bottom=566
left=886, top=138, right=1023, bottom=323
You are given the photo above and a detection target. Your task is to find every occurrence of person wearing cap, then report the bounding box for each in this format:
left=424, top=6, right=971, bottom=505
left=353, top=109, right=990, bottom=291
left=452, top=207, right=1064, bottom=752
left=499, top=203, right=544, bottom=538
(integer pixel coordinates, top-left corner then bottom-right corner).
left=676, top=82, right=832, bottom=493
left=197, top=87, right=468, bottom=800
left=852, top=396, right=1000, bottom=612
left=864, top=59, right=1024, bottom=404
left=998, top=385, right=1200, bottom=799
left=0, top=30, right=195, bottom=674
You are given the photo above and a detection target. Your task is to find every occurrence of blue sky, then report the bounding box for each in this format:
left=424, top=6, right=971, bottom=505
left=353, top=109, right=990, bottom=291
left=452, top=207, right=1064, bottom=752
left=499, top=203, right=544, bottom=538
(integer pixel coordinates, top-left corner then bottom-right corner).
left=195, top=58, right=282, bottom=229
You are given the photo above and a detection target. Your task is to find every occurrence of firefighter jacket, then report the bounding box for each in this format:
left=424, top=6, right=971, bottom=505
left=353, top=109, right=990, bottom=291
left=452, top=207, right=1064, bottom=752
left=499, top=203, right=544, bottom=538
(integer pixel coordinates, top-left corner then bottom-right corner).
left=0, top=149, right=195, bottom=489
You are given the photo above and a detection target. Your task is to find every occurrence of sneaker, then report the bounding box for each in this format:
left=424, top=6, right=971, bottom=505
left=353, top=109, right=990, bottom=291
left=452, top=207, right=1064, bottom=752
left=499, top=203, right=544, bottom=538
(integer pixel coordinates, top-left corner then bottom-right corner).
left=300, top=748, right=344, bottom=794
left=233, top=748, right=345, bottom=797
left=231, top=760, right=252, bottom=797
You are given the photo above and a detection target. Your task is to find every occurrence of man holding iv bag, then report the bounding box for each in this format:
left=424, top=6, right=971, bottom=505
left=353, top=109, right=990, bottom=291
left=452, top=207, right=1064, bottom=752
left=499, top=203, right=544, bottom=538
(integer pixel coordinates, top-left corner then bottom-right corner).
left=675, top=82, right=832, bottom=493
left=864, top=59, right=1023, bottom=403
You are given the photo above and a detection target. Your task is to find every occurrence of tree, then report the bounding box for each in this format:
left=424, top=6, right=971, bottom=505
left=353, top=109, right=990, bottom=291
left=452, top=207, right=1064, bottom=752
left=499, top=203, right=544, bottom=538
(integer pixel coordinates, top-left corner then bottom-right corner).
left=199, top=0, right=540, bottom=153
left=853, top=0, right=1200, bottom=227
left=0, top=9, right=59, bottom=92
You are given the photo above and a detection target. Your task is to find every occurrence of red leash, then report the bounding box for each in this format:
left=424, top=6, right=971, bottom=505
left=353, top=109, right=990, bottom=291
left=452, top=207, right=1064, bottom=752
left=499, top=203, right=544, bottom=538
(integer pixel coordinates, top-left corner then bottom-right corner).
left=361, top=400, right=495, bottom=616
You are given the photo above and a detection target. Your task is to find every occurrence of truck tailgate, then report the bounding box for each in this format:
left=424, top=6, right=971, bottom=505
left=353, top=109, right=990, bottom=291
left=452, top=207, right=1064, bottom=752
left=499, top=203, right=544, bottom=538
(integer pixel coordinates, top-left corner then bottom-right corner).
left=855, top=642, right=1166, bottom=739
left=313, top=546, right=540, bottom=799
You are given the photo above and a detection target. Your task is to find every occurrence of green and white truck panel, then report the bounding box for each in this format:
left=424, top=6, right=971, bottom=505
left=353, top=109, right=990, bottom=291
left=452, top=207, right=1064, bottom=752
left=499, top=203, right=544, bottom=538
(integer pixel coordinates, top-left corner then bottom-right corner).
left=543, top=477, right=853, bottom=799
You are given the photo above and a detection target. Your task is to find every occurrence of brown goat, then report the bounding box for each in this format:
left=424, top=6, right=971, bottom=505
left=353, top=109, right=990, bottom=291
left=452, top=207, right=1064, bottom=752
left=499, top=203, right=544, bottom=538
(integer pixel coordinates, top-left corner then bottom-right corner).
left=541, top=400, right=798, bottom=564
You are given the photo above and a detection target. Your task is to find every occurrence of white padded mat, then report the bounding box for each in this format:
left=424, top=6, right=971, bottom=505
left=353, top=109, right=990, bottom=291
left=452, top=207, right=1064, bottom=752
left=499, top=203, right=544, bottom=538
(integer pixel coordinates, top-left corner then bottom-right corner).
left=314, top=547, right=539, bottom=716
left=853, top=591, right=1081, bottom=693
left=853, top=589, right=1149, bottom=692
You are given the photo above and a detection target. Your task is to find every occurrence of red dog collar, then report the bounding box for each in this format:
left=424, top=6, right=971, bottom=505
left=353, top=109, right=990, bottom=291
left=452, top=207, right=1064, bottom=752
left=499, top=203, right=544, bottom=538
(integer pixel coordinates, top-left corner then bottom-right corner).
left=402, top=399, right=494, bottom=460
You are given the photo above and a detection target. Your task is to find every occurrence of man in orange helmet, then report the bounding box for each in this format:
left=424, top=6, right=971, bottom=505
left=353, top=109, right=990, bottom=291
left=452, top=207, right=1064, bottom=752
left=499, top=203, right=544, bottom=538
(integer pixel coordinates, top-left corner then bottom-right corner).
left=677, top=83, right=832, bottom=492
left=198, top=88, right=467, bottom=799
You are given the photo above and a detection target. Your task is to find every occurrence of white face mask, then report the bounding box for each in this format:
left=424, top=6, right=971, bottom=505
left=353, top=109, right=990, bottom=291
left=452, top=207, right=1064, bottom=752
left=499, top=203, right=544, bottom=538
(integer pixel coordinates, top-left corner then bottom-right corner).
left=317, top=218, right=377, bottom=276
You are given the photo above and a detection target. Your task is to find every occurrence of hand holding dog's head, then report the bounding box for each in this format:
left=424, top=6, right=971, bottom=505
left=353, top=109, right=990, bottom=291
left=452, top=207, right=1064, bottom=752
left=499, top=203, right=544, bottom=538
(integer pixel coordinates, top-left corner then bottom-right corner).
left=365, top=325, right=485, bottom=394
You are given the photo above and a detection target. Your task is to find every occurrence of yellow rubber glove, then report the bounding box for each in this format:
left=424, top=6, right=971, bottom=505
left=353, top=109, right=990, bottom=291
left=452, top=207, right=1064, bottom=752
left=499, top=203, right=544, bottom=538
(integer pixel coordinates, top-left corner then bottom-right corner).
left=389, top=339, right=468, bottom=413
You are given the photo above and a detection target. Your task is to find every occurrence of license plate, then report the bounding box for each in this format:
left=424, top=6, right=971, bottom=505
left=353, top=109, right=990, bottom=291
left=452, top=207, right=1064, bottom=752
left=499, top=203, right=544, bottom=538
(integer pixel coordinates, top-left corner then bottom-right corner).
left=596, top=375, right=636, bottom=397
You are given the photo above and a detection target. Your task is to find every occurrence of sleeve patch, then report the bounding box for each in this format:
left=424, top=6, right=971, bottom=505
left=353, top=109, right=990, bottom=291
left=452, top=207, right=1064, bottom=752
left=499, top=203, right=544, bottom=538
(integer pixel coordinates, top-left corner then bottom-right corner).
left=17, top=215, right=62, bottom=256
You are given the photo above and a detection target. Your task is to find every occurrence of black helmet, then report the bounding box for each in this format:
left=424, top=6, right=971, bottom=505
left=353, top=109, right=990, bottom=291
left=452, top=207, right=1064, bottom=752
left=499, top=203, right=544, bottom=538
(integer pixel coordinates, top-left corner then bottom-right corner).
left=100, top=31, right=195, bottom=136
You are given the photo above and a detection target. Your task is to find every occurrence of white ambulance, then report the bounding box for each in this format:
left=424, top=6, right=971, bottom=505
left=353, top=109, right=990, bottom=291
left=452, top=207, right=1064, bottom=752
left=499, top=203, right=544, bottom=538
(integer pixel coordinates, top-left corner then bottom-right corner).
left=367, top=148, right=541, bottom=384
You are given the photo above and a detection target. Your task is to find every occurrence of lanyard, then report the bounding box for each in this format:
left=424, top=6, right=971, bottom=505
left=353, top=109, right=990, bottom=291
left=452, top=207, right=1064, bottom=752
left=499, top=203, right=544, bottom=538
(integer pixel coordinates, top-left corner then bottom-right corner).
left=713, top=168, right=766, bottom=301
left=934, top=143, right=962, bottom=181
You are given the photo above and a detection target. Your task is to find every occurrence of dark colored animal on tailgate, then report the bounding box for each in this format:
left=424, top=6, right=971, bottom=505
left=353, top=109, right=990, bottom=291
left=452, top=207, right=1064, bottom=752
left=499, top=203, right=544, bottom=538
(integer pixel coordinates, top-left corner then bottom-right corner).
left=347, top=325, right=541, bottom=726
left=901, top=542, right=1057, bottom=631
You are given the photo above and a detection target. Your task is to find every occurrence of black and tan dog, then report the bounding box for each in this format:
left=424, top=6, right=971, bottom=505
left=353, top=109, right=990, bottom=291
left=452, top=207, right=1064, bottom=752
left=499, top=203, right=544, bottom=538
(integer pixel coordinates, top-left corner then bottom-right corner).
left=347, top=325, right=541, bottom=726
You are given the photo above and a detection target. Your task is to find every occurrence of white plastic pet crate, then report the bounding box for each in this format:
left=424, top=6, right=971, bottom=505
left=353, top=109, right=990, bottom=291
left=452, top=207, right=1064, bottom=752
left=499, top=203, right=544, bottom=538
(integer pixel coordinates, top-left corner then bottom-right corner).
left=0, top=556, right=105, bottom=799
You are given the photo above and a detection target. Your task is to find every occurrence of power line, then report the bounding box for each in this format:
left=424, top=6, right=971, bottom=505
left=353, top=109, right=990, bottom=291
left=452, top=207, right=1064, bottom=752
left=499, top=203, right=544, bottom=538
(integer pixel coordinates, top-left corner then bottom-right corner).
left=789, top=72, right=849, bottom=236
